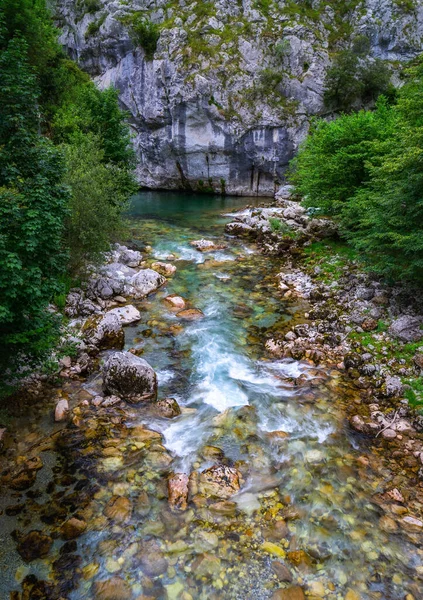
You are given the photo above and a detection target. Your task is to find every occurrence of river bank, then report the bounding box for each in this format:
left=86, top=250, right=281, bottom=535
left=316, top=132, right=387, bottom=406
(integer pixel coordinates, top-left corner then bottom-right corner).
left=1, top=191, right=422, bottom=600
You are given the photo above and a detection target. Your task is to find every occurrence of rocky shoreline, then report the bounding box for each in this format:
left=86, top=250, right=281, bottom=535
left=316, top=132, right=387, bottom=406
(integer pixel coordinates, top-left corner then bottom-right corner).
left=225, top=187, right=423, bottom=530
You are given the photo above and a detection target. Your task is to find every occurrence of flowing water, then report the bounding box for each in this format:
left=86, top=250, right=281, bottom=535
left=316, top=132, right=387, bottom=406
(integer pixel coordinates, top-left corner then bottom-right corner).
left=1, top=191, right=422, bottom=600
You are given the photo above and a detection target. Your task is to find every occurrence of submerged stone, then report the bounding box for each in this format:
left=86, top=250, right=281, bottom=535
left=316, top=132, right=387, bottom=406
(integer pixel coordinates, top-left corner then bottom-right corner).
left=198, top=464, right=241, bottom=499
left=168, top=473, right=189, bottom=511
left=177, top=308, right=204, bottom=321
left=93, top=577, right=132, bottom=600
left=61, top=517, right=87, bottom=540
left=271, top=586, right=305, bottom=600
left=103, top=496, right=132, bottom=523
left=17, top=530, right=53, bottom=562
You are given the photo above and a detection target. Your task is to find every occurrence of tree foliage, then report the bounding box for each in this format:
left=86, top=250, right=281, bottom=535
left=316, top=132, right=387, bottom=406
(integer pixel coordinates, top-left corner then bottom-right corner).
left=0, top=0, right=136, bottom=392
left=0, top=35, right=69, bottom=384
left=324, top=39, right=392, bottom=112
left=290, top=58, right=423, bottom=284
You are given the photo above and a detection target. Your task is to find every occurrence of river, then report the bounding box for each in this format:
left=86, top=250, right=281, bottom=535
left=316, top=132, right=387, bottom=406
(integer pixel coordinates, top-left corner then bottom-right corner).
left=0, top=191, right=420, bottom=600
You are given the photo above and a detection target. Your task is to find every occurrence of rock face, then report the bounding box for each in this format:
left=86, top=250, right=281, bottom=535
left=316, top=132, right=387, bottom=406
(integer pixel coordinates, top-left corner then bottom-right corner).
left=103, top=351, right=158, bottom=403
left=57, top=1, right=423, bottom=196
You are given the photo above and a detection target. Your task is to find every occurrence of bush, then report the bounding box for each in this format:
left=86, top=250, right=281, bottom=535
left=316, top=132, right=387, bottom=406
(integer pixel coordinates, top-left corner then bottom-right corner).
left=324, top=48, right=391, bottom=112
left=289, top=99, right=395, bottom=216
left=120, top=13, right=160, bottom=60
left=0, top=37, right=69, bottom=389
left=63, top=133, right=134, bottom=273
left=290, top=58, right=423, bottom=284
left=85, top=14, right=106, bottom=38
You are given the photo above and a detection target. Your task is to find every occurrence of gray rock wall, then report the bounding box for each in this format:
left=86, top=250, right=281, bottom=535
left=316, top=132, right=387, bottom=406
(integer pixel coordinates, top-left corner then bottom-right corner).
left=57, top=0, right=423, bottom=196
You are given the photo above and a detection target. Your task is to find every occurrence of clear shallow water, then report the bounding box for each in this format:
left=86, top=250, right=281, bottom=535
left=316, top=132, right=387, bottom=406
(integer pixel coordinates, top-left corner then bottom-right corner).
left=1, top=191, right=422, bottom=600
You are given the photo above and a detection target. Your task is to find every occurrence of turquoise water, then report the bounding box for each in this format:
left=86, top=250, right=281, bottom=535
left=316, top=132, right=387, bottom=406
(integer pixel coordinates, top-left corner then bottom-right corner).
left=0, top=191, right=421, bottom=600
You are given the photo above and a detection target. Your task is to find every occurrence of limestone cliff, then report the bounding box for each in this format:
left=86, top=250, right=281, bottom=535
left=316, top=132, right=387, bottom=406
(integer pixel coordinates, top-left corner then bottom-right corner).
left=56, top=0, right=423, bottom=195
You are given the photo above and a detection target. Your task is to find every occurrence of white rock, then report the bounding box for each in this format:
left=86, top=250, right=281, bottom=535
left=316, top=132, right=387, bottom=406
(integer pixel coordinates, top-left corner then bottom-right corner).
left=55, top=398, right=69, bottom=422
left=107, top=305, right=141, bottom=325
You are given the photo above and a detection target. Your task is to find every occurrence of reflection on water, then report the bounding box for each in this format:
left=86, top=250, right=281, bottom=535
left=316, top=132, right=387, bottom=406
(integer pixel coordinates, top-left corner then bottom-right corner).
left=0, top=191, right=421, bottom=600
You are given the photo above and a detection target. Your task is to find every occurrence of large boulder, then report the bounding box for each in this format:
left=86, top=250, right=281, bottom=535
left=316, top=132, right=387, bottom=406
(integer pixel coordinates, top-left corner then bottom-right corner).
left=225, top=222, right=256, bottom=238
left=83, top=313, right=124, bottom=350
left=86, top=276, right=125, bottom=301
left=107, top=305, right=141, bottom=325
left=103, top=351, right=157, bottom=403
left=126, top=269, right=166, bottom=298
left=389, top=315, right=423, bottom=342
left=112, top=244, right=142, bottom=268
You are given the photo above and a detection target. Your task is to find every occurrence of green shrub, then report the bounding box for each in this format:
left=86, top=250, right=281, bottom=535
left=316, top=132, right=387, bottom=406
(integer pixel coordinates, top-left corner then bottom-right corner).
left=269, top=217, right=292, bottom=234
left=324, top=49, right=391, bottom=112
left=63, top=133, right=136, bottom=273
left=119, top=13, right=160, bottom=60
left=84, top=0, right=101, bottom=14
left=0, top=36, right=69, bottom=390
left=290, top=58, right=423, bottom=284
left=85, top=13, right=106, bottom=38
left=289, top=100, right=395, bottom=216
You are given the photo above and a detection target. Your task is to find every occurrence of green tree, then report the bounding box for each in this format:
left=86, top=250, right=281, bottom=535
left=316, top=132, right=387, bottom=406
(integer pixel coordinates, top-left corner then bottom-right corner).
left=289, top=98, right=394, bottom=217
left=290, top=56, right=423, bottom=284
left=0, top=36, right=69, bottom=388
left=53, top=84, right=135, bottom=166
left=63, top=133, right=136, bottom=273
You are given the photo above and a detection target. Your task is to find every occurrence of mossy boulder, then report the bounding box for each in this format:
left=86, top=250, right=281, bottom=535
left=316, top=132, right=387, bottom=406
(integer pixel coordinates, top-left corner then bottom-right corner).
left=102, top=351, right=157, bottom=403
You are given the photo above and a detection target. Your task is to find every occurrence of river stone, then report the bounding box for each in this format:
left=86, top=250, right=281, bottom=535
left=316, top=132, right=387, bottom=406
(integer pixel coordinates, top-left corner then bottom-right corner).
left=113, top=244, right=142, bottom=268
left=17, top=530, right=53, bottom=562
left=61, top=517, right=87, bottom=540
left=168, top=473, right=189, bottom=511
left=151, top=261, right=177, bottom=276
left=198, top=464, right=241, bottom=499
left=225, top=222, right=256, bottom=237
left=103, top=496, right=132, bottom=523
left=154, top=397, right=181, bottom=418
left=177, top=308, right=204, bottom=321
left=103, top=351, right=157, bottom=403
left=55, top=398, right=69, bottom=422
left=86, top=276, right=125, bottom=301
left=127, top=268, right=166, bottom=299
left=83, top=312, right=125, bottom=350
left=164, top=294, right=186, bottom=309
left=271, top=561, right=293, bottom=582
left=138, top=539, right=168, bottom=576
left=107, top=305, right=141, bottom=325
left=389, top=315, right=423, bottom=342
left=93, top=577, right=132, bottom=600
left=190, top=239, right=226, bottom=251
left=271, top=586, right=305, bottom=600
left=414, top=353, right=423, bottom=369
left=401, top=516, right=423, bottom=532
left=381, top=375, right=404, bottom=398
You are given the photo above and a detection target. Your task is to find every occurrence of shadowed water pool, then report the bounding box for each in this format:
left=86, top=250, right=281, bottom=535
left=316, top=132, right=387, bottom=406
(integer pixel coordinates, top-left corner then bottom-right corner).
left=1, top=191, right=421, bottom=600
